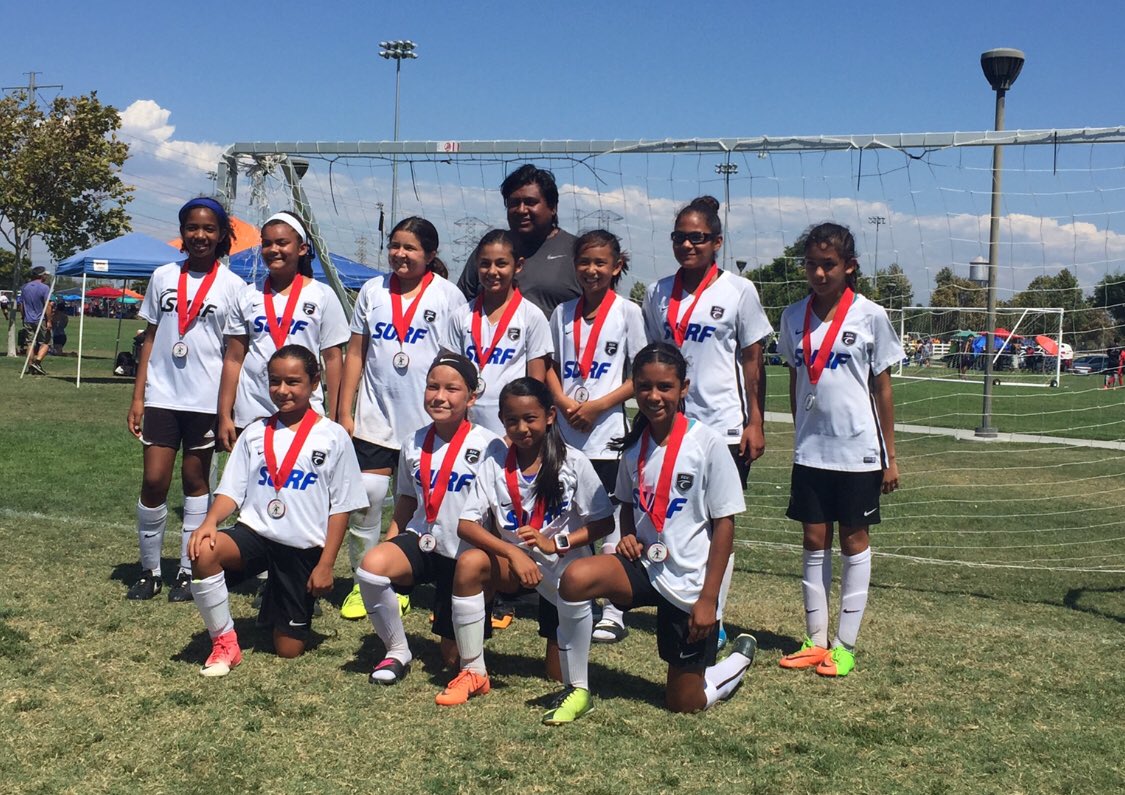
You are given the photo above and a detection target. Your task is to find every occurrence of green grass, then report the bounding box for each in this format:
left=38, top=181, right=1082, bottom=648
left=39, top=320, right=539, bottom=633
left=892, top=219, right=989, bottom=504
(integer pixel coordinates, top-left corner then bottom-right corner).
left=1, top=343, right=1123, bottom=794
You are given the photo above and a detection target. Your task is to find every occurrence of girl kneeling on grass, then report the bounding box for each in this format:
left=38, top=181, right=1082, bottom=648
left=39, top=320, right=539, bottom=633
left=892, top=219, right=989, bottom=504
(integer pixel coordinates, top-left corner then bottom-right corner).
left=776, top=222, right=903, bottom=677
left=188, top=345, right=368, bottom=676
left=443, top=378, right=615, bottom=715
left=556, top=343, right=757, bottom=719
left=354, top=352, right=500, bottom=685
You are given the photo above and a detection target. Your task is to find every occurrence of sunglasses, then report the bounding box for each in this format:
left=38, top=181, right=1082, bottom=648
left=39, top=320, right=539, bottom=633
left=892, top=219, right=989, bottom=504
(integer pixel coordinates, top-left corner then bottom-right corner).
left=670, top=231, right=716, bottom=245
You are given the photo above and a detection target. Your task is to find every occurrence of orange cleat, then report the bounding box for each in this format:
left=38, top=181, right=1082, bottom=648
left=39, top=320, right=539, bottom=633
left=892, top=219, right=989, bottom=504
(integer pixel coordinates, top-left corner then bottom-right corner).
left=778, top=638, right=829, bottom=669
left=435, top=669, right=491, bottom=706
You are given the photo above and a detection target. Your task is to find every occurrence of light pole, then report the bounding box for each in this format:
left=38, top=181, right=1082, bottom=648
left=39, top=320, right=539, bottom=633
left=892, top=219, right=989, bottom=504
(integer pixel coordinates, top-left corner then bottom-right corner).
left=976, top=47, right=1025, bottom=439
left=379, top=39, right=418, bottom=230
left=868, top=216, right=886, bottom=294
left=716, top=162, right=738, bottom=269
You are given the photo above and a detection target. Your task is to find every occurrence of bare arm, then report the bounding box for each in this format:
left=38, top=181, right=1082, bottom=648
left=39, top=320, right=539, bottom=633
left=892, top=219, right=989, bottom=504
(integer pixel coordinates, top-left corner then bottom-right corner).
left=217, top=334, right=248, bottom=451
left=320, top=344, right=344, bottom=421
left=527, top=354, right=549, bottom=383
left=458, top=517, right=541, bottom=588
left=739, top=341, right=766, bottom=461
left=337, top=332, right=368, bottom=436
left=871, top=368, right=899, bottom=493
left=788, top=365, right=797, bottom=420
left=384, top=494, right=417, bottom=541
left=309, top=510, right=350, bottom=596
left=127, top=325, right=158, bottom=438
left=687, top=515, right=735, bottom=643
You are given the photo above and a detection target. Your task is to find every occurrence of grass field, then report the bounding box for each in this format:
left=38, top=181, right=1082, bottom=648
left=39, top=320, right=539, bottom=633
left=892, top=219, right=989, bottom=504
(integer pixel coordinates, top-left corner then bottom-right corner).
left=1, top=318, right=1123, bottom=794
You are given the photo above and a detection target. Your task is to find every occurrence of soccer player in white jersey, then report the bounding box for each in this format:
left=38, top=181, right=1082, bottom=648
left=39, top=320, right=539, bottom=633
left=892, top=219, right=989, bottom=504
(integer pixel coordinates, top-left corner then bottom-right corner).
left=338, top=217, right=466, bottom=620
left=353, top=353, right=499, bottom=686
left=446, top=230, right=552, bottom=437
left=776, top=222, right=903, bottom=678
left=217, top=211, right=349, bottom=446
left=188, top=345, right=367, bottom=675
left=126, top=197, right=245, bottom=603
left=556, top=344, right=757, bottom=720
left=642, top=196, right=773, bottom=485
left=547, top=229, right=646, bottom=643
left=449, top=378, right=615, bottom=714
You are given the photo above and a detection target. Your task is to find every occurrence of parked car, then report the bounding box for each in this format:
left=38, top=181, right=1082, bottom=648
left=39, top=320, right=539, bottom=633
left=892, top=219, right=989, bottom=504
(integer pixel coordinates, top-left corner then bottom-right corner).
left=1071, top=355, right=1109, bottom=375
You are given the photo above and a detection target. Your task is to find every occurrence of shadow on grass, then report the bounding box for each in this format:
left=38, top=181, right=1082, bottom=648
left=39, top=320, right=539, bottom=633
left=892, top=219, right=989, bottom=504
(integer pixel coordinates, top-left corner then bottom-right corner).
left=1064, top=584, right=1124, bottom=624
left=174, top=618, right=330, bottom=667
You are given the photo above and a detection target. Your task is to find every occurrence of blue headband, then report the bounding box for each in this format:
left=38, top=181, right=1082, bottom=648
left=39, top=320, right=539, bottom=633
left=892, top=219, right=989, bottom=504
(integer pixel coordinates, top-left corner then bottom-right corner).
left=178, top=197, right=229, bottom=227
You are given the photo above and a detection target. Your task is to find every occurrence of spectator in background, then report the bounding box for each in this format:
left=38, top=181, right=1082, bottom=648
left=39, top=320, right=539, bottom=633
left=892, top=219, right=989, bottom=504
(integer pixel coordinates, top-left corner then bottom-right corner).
left=457, top=164, right=580, bottom=318
left=0, top=292, right=9, bottom=320
left=21, top=265, right=52, bottom=375
left=51, top=298, right=69, bottom=355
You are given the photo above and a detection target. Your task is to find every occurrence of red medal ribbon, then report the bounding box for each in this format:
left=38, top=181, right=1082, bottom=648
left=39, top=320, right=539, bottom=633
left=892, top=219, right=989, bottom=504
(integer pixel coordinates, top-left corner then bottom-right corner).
left=504, top=445, right=546, bottom=530
left=572, top=291, right=616, bottom=378
left=391, top=271, right=435, bottom=346
left=419, top=420, right=472, bottom=523
left=802, top=287, right=855, bottom=386
left=637, top=413, right=689, bottom=534
left=264, top=409, right=319, bottom=494
left=471, top=289, right=523, bottom=371
left=176, top=260, right=220, bottom=337
left=263, top=275, right=306, bottom=350
left=667, top=263, right=719, bottom=347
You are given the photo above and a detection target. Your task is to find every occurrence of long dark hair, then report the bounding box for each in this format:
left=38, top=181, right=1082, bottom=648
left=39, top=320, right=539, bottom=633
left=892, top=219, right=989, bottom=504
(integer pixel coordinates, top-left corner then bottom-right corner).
left=262, top=212, right=314, bottom=278
left=499, top=377, right=566, bottom=513
left=798, top=222, right=861, bottom=290
left=609, top=343, right=688, bottom=452
left=391, top=216, right=440, bottom=271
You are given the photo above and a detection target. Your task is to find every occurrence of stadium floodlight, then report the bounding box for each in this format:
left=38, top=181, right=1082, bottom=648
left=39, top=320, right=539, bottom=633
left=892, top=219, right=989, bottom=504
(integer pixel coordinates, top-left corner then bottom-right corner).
left=378, top=40, right=419, bottom=229
left=868, top=216, right=886, bottom=293
left=976, top=48, right=1025, bottom=439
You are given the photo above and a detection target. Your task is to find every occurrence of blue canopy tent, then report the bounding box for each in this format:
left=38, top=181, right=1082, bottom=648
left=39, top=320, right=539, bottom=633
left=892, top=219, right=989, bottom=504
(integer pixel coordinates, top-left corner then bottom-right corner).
left=227, top=248, right=386, bottom=290
left=55, top=232, right=186, bottom=387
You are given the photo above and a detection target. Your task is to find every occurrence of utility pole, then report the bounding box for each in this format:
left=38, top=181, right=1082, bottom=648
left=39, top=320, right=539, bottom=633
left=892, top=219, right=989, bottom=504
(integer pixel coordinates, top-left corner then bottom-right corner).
left=715, top=161, right=738, bottom=269
left=3, top=72, right=63, bottom=356
left=868, top=216, right=886, bottom=295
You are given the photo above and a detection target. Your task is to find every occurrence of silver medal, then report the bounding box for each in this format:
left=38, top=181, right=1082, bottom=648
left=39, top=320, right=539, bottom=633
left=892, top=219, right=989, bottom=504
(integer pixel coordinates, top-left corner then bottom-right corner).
left=418, top=533, right=437, bottom=553
left=392, top=351, right=410, bottom=370
left=172, top=341, right=189, bottom=359
left=646, top=542, right=668, bottom=563
left=266, top=498, right=286, bottom=519
left=476, top=377, right=486, bottom=397
left=572, top=386, right=590, bottom=404
left=804, top=393, right=816, bottom=411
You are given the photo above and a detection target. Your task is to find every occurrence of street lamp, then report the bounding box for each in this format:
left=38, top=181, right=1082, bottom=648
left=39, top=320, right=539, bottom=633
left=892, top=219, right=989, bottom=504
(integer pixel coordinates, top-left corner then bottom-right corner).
left=868, top=216, right=886, bottom=294
left=976, top=47, right=1025, bottom=439
left=379, top=39, right=418, bottom=230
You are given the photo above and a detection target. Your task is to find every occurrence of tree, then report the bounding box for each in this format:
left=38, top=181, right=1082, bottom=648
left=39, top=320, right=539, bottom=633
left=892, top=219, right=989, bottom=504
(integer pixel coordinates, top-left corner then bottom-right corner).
left=629, top=279, right=646, bottom=305
left=860, top=262, right=914, bottom=310
left=1005, top=269, right=1112, bottom=349
left=1092, top=271, right=1125, bottom=329
left=742, top=241, right=807, bottom=327
left=0, top=89, right=132, bottom=351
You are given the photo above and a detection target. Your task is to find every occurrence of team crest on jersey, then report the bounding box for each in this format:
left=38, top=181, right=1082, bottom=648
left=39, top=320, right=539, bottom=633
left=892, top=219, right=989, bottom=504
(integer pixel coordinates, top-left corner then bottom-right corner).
left=423, top=309, right=437, bottom=323
left=675, top=473, right=694, bottom=491
left=710, top=306, right=725, bottom=320
left=302, top=302, right=316, bottom=316
left=311, top=450, right=327, bottom=466
left=464, top=448, right=481, bottom=464
left=842, top=331, right=856, bottom=346
left=507, top=327, right=521, bottom=341
left=605, top=341, right=619, bottom=355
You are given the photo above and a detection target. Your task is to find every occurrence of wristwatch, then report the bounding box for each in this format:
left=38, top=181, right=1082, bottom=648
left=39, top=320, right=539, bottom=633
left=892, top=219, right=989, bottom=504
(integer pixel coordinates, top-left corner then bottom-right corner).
left=554, top=533, right=571, bottom=555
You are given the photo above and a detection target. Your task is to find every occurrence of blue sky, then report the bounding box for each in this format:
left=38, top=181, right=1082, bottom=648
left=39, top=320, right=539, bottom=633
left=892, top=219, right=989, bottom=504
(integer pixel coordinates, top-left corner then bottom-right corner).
left=6, top=1, right=1125, bottom=300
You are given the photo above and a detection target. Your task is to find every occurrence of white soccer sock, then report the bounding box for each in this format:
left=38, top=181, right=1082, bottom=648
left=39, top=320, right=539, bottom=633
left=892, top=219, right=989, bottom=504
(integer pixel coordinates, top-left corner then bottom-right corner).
left=349, top=473, right=390, bottom=571
left=356, top=566, right=411, bottom=673
left=451, top=592, right=488, bottom=675
left=191, top=571, right=233, bottom=638
left=716, top=553, right=734, bottom=621
left=137, top=501, right=168, bottom=576
left=834, top=547, right=871, bottom=651
left=179, top=494, right=210, bottom=574
left=594, top=510, right=626, bottom=632
left=597, top=601, right=625, bottom=629
left=703, top=647, right=754, bottom=708
left=556, top=598, right=593, bottom=690
left=801, top=549, right=831, bottom=648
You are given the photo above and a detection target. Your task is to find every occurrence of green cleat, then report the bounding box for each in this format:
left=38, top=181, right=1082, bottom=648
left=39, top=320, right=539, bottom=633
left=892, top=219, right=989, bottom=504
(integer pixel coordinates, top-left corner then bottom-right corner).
left=815, top=645, right=856, bottom=677
left=398, top=593, right=411, bottom=617
left=542, top=686, right=594, bottom=725
left=340, top=583, right=366, bottom=620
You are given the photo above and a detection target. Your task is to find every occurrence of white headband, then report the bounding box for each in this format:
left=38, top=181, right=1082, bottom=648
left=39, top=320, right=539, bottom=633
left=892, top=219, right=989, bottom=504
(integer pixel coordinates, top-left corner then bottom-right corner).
left=265, top=211, right=307, bottom=243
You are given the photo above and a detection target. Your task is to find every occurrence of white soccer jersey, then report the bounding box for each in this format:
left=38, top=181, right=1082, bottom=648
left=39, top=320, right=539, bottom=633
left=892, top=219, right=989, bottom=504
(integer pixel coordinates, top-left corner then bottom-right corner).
left=460, top=442, right=615, bottom=603
left=778, top=292, right=904, bottom=472
left=350, top=273, right=466, bottom=449
left=217, top=416, right=369, bottom=549
left=550, top=294, right=647, bottom=459
left=446, top=296, right=552, bottom=436
left=614, top=419, right=746, bottom=613
left=396, top=424, right=501, bottom=559
left=225, top=278, right=351, bottom=428
left=139, top=262, right=245, bottom=414
left=642, top=269, right=772, bottom=443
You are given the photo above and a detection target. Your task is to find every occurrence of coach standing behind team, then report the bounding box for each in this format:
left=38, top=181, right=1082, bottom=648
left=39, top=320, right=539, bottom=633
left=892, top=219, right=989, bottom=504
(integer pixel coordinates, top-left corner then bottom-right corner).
left=457, top=164, right=580, bottom=318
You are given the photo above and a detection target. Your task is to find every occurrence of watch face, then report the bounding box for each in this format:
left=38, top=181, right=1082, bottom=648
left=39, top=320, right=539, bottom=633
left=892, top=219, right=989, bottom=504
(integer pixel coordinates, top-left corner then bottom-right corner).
left=555, top=535, right=569, bottom=551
